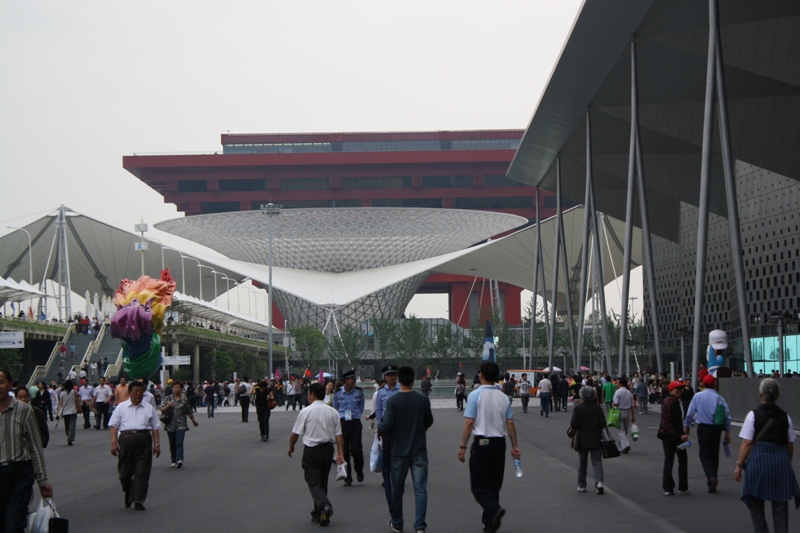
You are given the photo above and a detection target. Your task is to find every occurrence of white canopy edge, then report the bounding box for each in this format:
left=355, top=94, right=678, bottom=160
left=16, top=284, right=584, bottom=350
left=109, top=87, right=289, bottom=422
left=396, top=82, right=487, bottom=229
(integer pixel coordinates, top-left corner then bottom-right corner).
left=0, top=276, right=48, bottom=303
left=172, top=292, right=276, bottom=333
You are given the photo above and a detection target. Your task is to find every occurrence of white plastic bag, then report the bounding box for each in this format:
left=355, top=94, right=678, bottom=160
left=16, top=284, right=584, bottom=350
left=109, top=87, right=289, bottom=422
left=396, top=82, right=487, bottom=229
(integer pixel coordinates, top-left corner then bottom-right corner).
left=335, top=461, right=348, bottom=481
left=369, top=434, right=383, bottom=472
left=28, top=498, right=56, bottom=533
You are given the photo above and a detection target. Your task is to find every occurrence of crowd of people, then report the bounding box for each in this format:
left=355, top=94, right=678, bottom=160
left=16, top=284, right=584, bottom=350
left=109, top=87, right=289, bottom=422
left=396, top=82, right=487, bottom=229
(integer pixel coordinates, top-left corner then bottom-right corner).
left=1, top=345, right=798, bottom=532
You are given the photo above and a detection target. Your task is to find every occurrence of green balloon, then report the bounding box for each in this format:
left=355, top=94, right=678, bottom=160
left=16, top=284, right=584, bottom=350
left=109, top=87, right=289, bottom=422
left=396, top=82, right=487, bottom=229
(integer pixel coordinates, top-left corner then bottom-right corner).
left=123, top=333, right=162, bottom=379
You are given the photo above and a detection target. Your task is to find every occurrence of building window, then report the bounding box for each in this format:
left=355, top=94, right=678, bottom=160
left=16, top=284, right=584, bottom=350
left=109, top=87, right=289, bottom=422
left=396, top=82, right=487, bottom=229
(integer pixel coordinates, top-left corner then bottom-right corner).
left=280, top=178, right=330, bottom=191
left=200, top=201, right=240, bottom=214
left=454, top=196, right=532, bottom=210
left=372, top=198, right=442, bottom=208
left=340, top=177, right=412, bottom=190
left=483, top=175, right=528, bottom=187
left=178, top=180, right=208, bottom=192
left=421, top=175, right=473, bottom=188
left=219, top=179, right=267, bottom=191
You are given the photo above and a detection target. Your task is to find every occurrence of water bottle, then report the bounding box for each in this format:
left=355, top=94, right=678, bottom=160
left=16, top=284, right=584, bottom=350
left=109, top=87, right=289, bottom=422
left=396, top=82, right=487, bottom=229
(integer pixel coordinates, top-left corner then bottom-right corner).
left=677, top=440, right=692, bottom=450
left=631, top=423, right=639, bottom=442
left=514, top=458, right=523, bottom=477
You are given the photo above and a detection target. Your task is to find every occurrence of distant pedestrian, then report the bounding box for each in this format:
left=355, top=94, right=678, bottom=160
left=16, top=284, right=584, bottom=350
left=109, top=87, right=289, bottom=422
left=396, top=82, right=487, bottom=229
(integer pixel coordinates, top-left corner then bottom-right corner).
left=458, top=361, right=520, bottom=533
left=238, top=377, right=251, bottom=422
left=538, top=373, right=552, bottom=417
left=69, top=342, right=76, bottom=362
left=613, top=377, right=635, bottom=454
left=371, top=365, right=401, bottom=514
left=287, top=382, right=344, bottom=526
left=160, top=380, right=198, bottom=468
left=455, top=375, right=467, bottom=412
left=251, top=380, right=275, bottom=442
left=56, top=379, right=78, bottom=446
left=420, top=375, right=432, bottom=397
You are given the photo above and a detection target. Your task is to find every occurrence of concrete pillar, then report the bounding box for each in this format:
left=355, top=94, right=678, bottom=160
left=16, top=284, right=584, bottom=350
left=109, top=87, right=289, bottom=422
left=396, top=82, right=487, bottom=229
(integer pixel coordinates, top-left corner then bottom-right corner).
left=192, top=345, right=200, bottom=384
left=171, top=342, right=180, bottom=375
left=502, top=285, right=522, bottom=326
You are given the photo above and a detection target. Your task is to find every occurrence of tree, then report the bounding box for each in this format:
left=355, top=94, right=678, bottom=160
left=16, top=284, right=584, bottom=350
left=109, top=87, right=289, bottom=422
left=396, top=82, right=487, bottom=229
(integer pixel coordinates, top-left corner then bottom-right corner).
left=0, top=349, right=22, bottom=377
left=491, top=308, right=522, bottom=371
left=329, top=324, right=363, bottom=369
left=395, top=315, right=433, bottom=373
left=370, top=316, right=400, bottom=370
left=431, top=323, right=465, bottom=360
left=521, top=304, right=550, bottom=368
left=291, top=325, right=328, bottom=372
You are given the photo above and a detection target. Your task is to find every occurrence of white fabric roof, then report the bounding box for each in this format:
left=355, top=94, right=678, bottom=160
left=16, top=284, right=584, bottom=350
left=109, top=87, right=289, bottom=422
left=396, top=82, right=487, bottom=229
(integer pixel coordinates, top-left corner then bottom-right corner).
left=172, top=293, right=275, bottom=333
left=0, top=276, right=48, bottom=303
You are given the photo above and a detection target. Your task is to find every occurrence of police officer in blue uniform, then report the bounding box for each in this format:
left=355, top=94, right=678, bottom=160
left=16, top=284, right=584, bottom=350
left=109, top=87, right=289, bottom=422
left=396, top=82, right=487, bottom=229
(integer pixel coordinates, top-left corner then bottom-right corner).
left=369, top=365, right=400, bottom=512
left=333, top=369, right=366, bottom=486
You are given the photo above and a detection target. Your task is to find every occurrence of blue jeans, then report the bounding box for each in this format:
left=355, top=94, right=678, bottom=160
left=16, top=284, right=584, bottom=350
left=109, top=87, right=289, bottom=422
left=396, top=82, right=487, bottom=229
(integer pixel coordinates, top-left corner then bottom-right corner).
left=167, top=430, right=185, bottom=463
left=539, top=392, right=551, bottom=416
left=389, top=453, right=428, bottom=531
left=206, top=400, right=215, bottom=417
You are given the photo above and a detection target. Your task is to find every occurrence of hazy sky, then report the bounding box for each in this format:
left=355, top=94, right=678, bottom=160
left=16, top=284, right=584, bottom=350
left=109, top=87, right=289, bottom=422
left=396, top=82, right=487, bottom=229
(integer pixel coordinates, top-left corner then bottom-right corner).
left=1, top=1, right=647, bottom=320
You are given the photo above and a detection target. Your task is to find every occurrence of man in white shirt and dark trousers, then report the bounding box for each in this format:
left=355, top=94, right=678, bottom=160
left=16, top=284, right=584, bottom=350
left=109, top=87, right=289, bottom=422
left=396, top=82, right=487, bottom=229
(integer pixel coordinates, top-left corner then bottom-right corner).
left=458, top=361, right=520, bottom=533
left=93, top=376, right=113, bottom=429
left=78, top=377, right=94, bottom=428
left=288, top=382, right=345, bottom=527
left=518, top=373, right=532, bottom=414
left=108, top=380, right=162, bottom=511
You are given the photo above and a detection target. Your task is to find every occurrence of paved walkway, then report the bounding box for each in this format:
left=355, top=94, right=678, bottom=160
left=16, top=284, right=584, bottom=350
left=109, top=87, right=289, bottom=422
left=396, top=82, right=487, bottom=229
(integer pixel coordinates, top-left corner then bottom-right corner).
left=39, top=399, right=791, bottom=532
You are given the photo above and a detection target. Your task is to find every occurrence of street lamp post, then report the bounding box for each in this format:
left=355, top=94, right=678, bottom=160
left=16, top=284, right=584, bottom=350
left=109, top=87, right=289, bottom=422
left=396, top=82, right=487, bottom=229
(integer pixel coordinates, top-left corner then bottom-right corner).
left=199, top=265, right=214, bottom=302
left=261, top=202, right=281, bottom=376
left=210, top=270, right=223, bottom=306
left=6, top=226, right=33, bottom=283
left=221, top=276, right=240, bottom=312
left=183, top=257, right=202, bottom=298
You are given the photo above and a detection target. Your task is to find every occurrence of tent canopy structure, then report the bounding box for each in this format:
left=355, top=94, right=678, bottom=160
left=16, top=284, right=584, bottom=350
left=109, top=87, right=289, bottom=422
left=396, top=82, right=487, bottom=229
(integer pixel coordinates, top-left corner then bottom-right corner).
left=0, top=206, right=638, bottom=325
left=0, top=276, right=48, bottom=304
left=506, top=0, right=800, bottom=242
left=172, top=293, right=275, bottom=334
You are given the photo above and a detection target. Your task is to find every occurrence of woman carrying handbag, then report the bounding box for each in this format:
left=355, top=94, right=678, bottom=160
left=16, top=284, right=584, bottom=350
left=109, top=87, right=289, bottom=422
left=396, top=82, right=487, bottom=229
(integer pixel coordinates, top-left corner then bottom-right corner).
left=569, top=386, right=607, bottom=494
left=160, top=380, right=198, bottom=468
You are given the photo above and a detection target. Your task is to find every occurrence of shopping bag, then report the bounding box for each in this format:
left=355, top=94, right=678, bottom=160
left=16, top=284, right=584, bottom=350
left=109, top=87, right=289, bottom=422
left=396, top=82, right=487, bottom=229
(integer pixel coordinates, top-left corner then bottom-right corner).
left=714, top=399, right=727, bottom=430
left=335, top=461, right=348, bottom=481
left=606, top=407, right=621, bottom=428
left=601, top=428, right=621, bottom=459
left=369, top=434, right=383, bottom=472
left=28, top=498, right=56, bottom=533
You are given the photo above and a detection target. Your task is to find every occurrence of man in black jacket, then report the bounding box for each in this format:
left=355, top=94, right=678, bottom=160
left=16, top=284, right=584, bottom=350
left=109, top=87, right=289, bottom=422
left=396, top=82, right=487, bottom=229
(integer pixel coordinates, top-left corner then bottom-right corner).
left=658, top=381, right=690, bottom=495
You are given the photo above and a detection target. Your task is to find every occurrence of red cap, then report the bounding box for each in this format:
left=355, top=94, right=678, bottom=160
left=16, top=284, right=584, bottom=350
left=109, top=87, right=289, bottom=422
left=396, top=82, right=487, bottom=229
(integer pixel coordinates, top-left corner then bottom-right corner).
left=702, top=374, right=716, bottom=387
left=668, top=380, right=683, bottom=391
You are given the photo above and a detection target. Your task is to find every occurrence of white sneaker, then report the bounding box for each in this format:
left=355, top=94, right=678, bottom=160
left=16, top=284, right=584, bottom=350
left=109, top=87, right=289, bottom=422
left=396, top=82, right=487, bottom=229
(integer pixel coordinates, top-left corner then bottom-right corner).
left=577, top=487, right=586, bottom=492
left=177, top=460, right=183, bottom=468
left=675, top=488, right=691, bottom=495
left=170, top=463, right=177, bottom=468
left=596, top=482, right=604, bottom=494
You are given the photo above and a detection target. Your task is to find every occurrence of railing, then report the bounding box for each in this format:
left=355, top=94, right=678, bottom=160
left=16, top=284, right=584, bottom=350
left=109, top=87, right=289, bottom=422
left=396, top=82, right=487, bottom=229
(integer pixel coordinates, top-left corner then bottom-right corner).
left=80, top=322, right=107, bottom=368
left=104, top=348, right=124, bottom=380
left=27, top=323, right=75, bottom=388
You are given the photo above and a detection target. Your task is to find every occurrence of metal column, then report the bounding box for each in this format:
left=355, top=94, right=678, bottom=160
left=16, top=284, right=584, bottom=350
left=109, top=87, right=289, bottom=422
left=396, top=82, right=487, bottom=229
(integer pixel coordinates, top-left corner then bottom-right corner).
left=547, top=158, right=563, bottom=370
left=691, top=0, right=718, bottom=392
left=619, top=48, right=638, bottom=376
left=558, top=204, right=579, bottom=372
left=631, top=40, right=664, bottom=374
left=576, top=111, right=594, bottom=372
left=713, top=11, right=754, bottom=378
left=530, top=189, right=541, bottom=367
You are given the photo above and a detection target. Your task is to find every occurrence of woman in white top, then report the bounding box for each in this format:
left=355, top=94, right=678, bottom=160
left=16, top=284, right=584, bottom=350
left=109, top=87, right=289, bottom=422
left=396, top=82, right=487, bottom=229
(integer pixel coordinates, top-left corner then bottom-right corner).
left=56, top=379, right=79, bottom=445
left=323, top=381, right=335, bottom=406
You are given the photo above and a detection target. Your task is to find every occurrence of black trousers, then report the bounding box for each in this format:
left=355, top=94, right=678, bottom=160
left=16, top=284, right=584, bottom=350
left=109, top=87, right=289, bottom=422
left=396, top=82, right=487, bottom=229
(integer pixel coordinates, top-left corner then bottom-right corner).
left=302, top=443, right=334, bottom=513
left=0, top=461, right=34, bottom=533
left=456, top=393, right=465, bottom=410
left=239, top=395, right=250, bottom=421
left=661, top=436, right=688, bottom=492
left=117, top=432, right=153, bottom=504
left=256, top=405, right=271, bottom=438
left=697, top=424, right=722, bottom=481
left=95, top=402, right=110, bottom=428
left=520, top=395, right=529, bottom=412
left=286, top=394, right=296, bottom=410
left=81, top=401, right=92, bottom=427
left=341, top=419, right=364, bottom=482
left=469, top=436, right=506, bottom=528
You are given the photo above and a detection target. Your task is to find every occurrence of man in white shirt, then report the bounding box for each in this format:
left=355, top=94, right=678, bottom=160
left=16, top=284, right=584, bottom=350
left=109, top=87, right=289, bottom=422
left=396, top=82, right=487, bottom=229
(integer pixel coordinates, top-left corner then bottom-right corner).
left=92, top=377, right=113, bottom=430
left=288, top=382, right=344, bottom=527
left=612, top=376, right=636, bottom=454
left=108, top=380, right=161, bottom=511
left=538, top=374, right=553, bottom=417
left=139, top=378, right=157, bottom=409
left=458, top=361, right=520, bottom=533
left=78, top=377, right=94, bottom=429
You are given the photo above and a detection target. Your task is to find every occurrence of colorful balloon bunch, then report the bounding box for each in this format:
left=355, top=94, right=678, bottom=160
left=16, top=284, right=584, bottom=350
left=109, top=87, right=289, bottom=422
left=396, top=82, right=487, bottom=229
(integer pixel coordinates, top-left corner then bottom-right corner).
left=110, top=269, right=176, bottom=379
